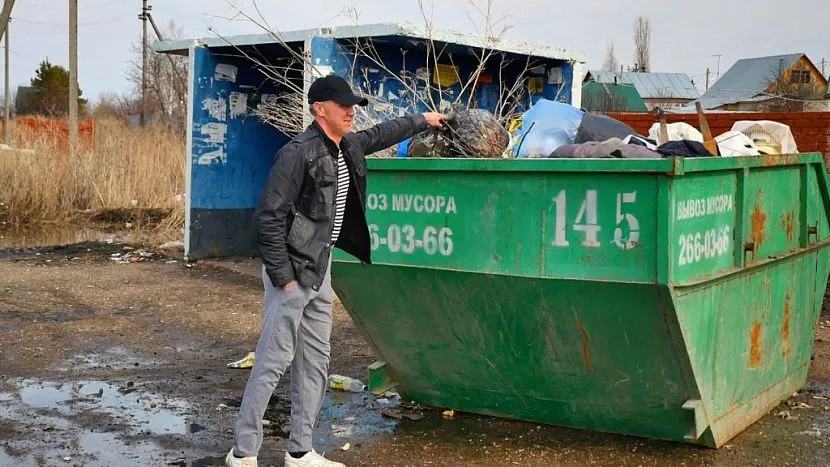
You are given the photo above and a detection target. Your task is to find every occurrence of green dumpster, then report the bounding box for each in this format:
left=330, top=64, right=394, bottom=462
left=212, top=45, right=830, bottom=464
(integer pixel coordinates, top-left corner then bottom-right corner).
left=330, top=153, right=830, bottom=448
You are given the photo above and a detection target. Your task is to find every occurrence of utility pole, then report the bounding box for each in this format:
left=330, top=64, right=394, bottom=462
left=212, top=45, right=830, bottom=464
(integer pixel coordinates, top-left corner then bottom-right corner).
left=68, top=0, right=78, bottom=158
left=713, top=54, right=722, bottom=81
left=0, top=0, right=14, bottom=40
left=1, top=0, right=13, bottom=146
left=4, top=14, right=9, bottom=145
left=139, top=0, right=150, bottom=125
left=705, top=67, right=710, bottom=91
left=146, top=12, right=184, bottom=87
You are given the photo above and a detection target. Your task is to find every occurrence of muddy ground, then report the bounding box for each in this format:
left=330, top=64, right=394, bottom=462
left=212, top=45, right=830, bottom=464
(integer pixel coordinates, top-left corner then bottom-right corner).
left=1, top=239, right=830, bottom=466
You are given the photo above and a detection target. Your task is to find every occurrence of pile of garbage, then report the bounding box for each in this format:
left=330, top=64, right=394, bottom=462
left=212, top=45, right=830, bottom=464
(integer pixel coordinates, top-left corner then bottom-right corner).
left=509, top=99, right=800, bottom=159
left=403, top=109, right=510, bottom=159
left=109, top=248, right=155, bottom=264
left=396, top=98, right=800, bottom=160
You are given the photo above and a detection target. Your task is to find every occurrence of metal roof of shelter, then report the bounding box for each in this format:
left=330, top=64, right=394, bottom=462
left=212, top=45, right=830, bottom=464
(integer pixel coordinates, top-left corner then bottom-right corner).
left=153, top=22, right=585, bottom=63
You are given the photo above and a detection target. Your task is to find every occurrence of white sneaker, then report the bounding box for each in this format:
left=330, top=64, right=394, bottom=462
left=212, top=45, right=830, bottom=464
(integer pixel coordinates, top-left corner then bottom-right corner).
left=284, top=449, right=345, bottom=467
left=224, top=448, right=257, bottom=467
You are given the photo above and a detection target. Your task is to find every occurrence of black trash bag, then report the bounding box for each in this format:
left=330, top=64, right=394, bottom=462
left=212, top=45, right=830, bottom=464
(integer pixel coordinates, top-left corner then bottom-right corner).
left=575, top=112, right=638, bottom=144
left=550, top=140, right=663, bottom=159
left=445, top=109, right=510, bottom=158
left=656, top=140, right=715, bottom=158
left=408, top=109, right=509, bottom=159
left=407, top=128, right=454, bottom=158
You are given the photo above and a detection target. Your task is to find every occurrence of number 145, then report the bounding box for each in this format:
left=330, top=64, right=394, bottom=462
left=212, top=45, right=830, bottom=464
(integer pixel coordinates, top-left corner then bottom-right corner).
left=551, top=190, right=640, bottom=250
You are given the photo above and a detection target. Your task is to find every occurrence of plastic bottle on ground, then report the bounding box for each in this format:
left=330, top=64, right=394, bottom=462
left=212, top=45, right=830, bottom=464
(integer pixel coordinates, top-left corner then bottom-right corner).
left=327, top=374, right=365, bottom=392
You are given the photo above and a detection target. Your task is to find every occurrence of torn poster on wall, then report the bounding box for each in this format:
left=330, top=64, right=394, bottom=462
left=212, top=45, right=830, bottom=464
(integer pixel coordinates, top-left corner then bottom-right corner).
left=229, top=92, right=248, bottom=119
left=202, top=97, right=227, bottom=122
left=215, top=63, right=238, bottom=83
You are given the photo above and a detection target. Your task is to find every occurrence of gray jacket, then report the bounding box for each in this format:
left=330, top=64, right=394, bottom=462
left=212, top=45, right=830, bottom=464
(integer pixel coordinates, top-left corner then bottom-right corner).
left=254, top=114, right=429, bottom=290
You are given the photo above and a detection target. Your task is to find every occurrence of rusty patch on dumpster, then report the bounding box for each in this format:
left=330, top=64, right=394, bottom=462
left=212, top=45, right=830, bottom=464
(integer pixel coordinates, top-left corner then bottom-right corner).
left=782, top=292, right=792, bottom=358
left=751, top=202, right=768, bottom=250
left=749, top=321, right=763, bottom=367
left=781, top=212, right=795, bottom=243
left=578, top=320, right=593, bottom=374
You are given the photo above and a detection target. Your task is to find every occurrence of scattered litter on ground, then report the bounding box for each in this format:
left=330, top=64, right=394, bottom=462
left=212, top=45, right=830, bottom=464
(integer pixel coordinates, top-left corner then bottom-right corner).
left=381, top=406, right=425, bottom=421
left=795, top=429, right=823, bottom=438
left=109, top=249, right=154, bottom=264
left=442, top=409, right=455, bottom=418
left=216, top=403, right=229, bottom=411
left=327, top=374, right=365, bottom=392
left=341, top=443, right=351, bottom=451
left=775, top=410, right=798, bottom=421
left=227, top=352, right=256, bottom=369
left=261, top=419, right=272, bottom=426
left=331, top=424, right=353, bottom=437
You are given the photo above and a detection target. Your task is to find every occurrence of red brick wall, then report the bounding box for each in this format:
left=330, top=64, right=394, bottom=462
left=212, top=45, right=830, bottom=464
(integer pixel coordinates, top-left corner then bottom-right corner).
left=604, top=112, right=830, bottom=159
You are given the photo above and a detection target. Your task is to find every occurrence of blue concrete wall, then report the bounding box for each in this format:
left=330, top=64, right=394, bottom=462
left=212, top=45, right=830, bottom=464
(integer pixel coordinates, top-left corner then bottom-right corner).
left=188, top=46, right=289, bottom=258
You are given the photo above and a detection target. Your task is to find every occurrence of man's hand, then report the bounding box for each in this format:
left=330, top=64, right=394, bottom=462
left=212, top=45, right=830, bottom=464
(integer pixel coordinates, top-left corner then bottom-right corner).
left=281, top=280, right=297, bottom=292
left=423, top=112, right=449, bottom=129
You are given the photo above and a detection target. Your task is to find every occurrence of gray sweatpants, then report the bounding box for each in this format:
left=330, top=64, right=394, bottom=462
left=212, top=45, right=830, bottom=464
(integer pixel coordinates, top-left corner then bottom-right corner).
left=233, top=258, right=334, bottom=457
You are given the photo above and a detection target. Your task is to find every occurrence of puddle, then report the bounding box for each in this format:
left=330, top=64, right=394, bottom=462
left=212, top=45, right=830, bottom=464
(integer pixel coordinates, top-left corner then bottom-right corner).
left=0, top=379, right=195, bottom=466
left=6, top=379, right=189, bottom=435
left=317, top=391, right=398, bottom=441
left=54, top=345, right=164, bottom=372
left=0, top=378, right=193, bottom=466
left=3, top=432, right=172, bottom=466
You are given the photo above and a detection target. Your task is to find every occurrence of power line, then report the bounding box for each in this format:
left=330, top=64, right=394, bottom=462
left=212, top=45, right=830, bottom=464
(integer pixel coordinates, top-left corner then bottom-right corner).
left=20, top=0, right=121, bottom=10
left=14, top=16, right=127, bottom=27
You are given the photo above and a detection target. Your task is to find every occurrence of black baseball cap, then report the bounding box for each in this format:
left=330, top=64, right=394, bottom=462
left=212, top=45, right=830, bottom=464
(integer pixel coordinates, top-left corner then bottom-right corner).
left=308, top=74, right=368, bottom=107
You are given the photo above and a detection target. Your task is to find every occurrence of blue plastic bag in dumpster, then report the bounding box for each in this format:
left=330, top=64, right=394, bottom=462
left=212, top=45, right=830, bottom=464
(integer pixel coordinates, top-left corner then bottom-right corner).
left=512, top=99, right=584, bottom=158
left=396, top=138, right=410, bottom=157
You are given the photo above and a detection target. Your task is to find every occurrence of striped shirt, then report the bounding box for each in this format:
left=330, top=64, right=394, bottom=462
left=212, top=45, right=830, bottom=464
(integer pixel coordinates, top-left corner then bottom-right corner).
left=330, top=151, right=350, bottom=244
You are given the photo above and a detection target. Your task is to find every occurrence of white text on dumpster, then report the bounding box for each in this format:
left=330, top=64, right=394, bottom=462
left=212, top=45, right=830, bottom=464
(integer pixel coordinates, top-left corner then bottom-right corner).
left=677, top=226, right=732, bottom=266
left=366, top=193, right=457, bottom=214
left=674, top=194, right=734, bottom=267
left=675, top=194, right=734, bottom=221
left=366, top=192, right=456, bottom=256
left=550, top=190, right=641, bottom=250
left=368, top=224, right=454, bottom=256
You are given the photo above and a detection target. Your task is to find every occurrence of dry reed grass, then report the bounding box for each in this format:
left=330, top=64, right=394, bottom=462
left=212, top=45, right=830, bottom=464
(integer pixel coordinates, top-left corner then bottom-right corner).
left=0, top=118, right=185, bottom=244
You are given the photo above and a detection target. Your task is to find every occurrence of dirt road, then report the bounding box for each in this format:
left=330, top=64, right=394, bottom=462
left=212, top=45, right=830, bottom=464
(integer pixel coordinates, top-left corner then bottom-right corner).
left=1, top=242, right=829, bottom=466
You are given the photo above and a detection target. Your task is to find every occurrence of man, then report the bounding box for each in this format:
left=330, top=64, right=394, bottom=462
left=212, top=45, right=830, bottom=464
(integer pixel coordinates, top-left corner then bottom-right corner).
left=225, top=74, right=448, bottom=467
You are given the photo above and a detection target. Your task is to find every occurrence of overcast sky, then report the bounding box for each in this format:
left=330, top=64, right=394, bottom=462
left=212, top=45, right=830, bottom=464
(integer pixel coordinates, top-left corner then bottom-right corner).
left=9, top=0, right=830, bottom=100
